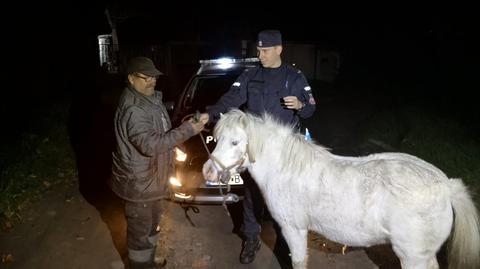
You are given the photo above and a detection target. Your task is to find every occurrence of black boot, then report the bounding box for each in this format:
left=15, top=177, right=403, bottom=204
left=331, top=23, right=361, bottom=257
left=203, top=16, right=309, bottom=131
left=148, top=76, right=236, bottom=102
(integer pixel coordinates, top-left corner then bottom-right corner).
left=240, top=238, right=261, bottom=264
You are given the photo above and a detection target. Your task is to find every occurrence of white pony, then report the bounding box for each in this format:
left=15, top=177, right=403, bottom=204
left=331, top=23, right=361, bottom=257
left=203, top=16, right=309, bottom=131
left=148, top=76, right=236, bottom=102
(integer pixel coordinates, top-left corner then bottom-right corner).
left=203, top=109, right=480, bottom=269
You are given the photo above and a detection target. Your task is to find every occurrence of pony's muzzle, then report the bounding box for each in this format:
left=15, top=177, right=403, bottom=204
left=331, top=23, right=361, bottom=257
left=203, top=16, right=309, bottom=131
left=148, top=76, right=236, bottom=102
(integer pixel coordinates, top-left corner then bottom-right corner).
left=202, top=159, right=219, bottom=181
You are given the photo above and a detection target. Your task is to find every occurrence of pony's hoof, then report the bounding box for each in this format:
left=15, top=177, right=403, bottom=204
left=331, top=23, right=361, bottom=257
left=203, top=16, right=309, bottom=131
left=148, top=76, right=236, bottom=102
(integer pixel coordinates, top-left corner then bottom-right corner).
left=240, top=238, right=261, bottom=264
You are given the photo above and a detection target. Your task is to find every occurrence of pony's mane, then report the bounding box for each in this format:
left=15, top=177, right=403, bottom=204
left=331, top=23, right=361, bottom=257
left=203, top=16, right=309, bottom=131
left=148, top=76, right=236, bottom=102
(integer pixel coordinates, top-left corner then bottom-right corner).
left=214, top=109, right=331, bottom=175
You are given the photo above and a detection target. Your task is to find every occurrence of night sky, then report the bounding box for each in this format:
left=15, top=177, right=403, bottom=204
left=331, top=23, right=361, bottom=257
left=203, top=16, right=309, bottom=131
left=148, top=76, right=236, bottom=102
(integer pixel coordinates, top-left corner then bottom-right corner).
left=5, top=1, right=479, bottom=130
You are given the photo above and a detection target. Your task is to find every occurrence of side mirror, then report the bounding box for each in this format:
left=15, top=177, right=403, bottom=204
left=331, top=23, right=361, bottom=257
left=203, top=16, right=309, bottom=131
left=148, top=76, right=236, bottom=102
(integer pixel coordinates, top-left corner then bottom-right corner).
left=164, top=101, right=175, bottom=111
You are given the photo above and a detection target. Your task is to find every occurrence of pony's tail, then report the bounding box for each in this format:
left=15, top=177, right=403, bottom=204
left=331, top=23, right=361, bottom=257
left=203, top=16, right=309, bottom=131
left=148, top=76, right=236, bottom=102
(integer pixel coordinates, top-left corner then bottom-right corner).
left=447, top=178, right=480, bottom=269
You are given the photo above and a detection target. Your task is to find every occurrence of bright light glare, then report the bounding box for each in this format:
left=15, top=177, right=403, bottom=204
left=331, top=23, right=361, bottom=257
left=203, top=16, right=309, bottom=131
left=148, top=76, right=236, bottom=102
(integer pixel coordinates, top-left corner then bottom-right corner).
left=217, top=57, right=233, bottom=64
left=217, top=57, right=233, bottom=69
left=169, top=177, right=182, bottom=187
left=175, top=147, right=187, bottom=162
left=174, top=193, right=191, bottom=199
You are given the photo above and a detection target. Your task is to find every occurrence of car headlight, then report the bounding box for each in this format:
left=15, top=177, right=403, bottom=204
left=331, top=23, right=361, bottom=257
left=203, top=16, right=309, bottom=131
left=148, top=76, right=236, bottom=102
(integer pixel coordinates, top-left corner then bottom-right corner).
left=174, top=147, right=187, bottom=162
left=169, top=177, right=182, bottom=187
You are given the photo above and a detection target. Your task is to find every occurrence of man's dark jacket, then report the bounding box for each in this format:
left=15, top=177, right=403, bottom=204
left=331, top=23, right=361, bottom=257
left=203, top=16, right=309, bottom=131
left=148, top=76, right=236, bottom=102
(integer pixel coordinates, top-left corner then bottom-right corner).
left=110, top=86, right=195, bottom=202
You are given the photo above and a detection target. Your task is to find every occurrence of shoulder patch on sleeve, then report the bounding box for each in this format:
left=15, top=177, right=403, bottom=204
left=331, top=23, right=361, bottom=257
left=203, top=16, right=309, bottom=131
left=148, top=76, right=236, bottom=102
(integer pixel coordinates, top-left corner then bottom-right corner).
left=304, top=86, right=311, bottom=91
left=233, top=82, right=241, bottom=87
left=308, top=93, right=316, bottom=105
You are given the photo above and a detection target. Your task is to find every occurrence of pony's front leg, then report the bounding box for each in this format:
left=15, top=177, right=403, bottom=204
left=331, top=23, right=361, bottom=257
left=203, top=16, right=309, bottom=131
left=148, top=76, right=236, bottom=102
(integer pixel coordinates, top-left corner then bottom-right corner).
left=281, top=227, right=308, bottom=269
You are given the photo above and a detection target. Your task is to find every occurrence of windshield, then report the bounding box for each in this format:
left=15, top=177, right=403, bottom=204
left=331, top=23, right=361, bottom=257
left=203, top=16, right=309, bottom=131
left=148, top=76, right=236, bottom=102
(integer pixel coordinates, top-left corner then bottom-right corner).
left=184, top=74, right=238, bottom=112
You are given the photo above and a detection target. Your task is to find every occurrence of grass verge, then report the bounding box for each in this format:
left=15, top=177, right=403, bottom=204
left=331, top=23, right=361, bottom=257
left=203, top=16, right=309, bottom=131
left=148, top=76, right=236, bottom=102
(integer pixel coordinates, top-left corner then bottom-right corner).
left=0, top=103, right=76, bottom=230
left=358, top=106, right=480, bottom=201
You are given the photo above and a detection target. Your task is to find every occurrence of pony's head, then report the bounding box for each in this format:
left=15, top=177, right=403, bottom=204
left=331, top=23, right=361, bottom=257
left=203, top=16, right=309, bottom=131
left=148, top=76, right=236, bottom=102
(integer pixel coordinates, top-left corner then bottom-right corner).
left=202, top=109, right=256, bottom=183
left=202, top=109, right=319, bottom=183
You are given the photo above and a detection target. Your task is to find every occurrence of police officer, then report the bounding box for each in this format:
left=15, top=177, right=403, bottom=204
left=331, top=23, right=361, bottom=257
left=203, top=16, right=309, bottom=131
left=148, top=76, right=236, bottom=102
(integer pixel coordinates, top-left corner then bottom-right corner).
left=206, top=29, right=316, bottom=265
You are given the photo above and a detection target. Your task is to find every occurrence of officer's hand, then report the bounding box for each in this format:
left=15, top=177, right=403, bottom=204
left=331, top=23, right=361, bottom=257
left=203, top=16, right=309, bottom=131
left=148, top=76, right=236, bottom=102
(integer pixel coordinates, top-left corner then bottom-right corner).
left=282, top=96, right=304, bottom=110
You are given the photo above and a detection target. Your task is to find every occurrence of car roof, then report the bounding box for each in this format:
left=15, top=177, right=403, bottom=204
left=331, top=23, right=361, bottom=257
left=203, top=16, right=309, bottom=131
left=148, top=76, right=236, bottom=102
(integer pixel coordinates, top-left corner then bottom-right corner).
left=196, top=57, right=260, bottom=75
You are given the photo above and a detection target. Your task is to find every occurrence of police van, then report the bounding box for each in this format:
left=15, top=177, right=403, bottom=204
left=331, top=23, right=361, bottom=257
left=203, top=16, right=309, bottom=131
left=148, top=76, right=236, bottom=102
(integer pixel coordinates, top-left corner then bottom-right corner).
left=169, top=58, right=260, bottom=204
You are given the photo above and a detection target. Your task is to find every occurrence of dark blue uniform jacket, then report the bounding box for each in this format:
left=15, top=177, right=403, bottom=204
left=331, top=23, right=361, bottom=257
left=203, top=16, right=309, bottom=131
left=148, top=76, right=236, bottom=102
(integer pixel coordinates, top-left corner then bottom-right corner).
left=207, top=64, right=316, bottom=127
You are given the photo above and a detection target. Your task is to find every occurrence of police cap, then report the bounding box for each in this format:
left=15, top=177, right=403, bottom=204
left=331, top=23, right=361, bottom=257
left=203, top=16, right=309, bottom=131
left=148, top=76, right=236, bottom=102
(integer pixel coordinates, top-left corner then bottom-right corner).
left=257, top=30, right=282, bottom=47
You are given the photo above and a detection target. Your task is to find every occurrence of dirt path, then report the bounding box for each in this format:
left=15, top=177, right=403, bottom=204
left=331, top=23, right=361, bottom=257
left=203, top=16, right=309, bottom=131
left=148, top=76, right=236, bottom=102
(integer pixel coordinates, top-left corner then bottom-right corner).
left=0, top=178, right=124, bottom=269
left=0, top=177, right=379, bottom=269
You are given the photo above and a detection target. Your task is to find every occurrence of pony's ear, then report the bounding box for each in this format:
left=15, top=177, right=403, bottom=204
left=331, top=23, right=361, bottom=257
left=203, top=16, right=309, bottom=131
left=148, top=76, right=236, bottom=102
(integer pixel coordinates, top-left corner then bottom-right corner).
left=219, top=112, right=224, bottom=118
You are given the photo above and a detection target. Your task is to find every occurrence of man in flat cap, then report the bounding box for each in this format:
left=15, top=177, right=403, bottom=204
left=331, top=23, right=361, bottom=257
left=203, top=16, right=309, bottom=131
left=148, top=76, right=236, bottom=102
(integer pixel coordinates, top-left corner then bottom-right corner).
left=110, top=56, right=208, bottom=268
left=206, top=29, right=316, bottom=266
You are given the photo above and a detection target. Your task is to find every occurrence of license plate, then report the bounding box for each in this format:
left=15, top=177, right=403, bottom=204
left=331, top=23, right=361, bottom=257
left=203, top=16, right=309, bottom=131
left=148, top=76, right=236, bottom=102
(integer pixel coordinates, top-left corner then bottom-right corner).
left=206, top=173, right=243, bottom=186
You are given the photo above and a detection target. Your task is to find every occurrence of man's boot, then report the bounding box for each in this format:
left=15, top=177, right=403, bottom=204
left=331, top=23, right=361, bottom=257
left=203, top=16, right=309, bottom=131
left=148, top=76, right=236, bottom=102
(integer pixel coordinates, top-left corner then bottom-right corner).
left=128, top=245, right=166, bottom=269
left=128, top=259, right=166, bottom=269
left=127, top=259, right=147, bottom=269
left=240, top=238, right=261, bottom=264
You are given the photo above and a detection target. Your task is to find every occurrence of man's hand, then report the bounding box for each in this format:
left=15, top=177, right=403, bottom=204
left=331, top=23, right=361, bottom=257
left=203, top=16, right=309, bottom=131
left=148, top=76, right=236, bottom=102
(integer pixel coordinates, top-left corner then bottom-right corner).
left=188, top=113, right=209, bottom=134
left=199, top=113, right=209, bottom=123
left=282, top=96, right=304, bottom=110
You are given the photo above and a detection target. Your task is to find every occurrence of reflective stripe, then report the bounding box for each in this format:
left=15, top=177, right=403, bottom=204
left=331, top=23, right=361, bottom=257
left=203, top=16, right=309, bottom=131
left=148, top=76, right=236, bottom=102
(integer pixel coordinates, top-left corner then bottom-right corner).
left=304, top=86, right=311, bottom=91
left=128, top=247, right=155, bottom=262
left=308, top=93, right=316, bottom=105
left=233, top=82, right=241, bottom=87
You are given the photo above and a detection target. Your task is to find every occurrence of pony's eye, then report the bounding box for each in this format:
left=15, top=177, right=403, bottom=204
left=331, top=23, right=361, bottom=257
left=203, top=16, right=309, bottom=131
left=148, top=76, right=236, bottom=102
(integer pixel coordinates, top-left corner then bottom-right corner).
left=232, top=140, right=239, bottom=146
